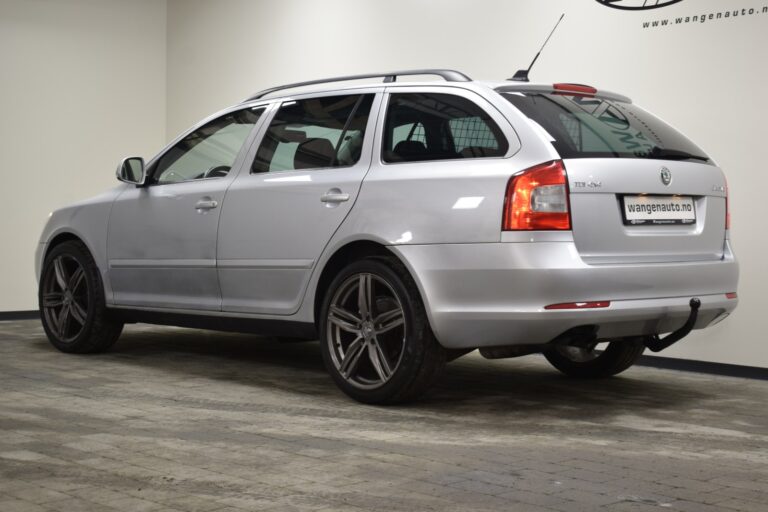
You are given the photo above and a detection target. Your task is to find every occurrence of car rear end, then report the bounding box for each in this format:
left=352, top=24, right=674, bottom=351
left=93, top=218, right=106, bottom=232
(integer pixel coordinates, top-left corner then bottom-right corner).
left=405, top=82, right=738, bottom=350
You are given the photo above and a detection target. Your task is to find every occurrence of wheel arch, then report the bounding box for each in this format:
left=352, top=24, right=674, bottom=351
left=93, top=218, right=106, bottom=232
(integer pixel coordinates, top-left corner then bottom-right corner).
left=39, top=230, right=108, bottom=300
left=313, top=240, right=391, bottom=326
left=312, top=240, right=433, bottom=335
left=44, top=232, right=87, bottom=259
left=42, top=231, right=103, bottom=271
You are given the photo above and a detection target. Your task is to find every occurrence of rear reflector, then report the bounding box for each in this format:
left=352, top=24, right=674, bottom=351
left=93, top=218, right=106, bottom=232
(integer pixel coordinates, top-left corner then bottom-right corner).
left=726, top=292, right=738, bottom=299
left=503, top=160, right=571, bottom=231
left=545, top=301, right=611, bottom=310
left=553, top=83, right=597, bottom=96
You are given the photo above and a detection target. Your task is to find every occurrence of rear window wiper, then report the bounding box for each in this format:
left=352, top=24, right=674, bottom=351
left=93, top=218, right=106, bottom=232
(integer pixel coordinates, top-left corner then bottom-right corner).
left=640, top=147, right=710, bottom=162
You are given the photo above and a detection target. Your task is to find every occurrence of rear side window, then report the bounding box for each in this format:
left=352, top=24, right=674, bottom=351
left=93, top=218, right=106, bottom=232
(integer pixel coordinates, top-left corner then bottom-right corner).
left=503, top=92, right=710, bottom=163
left=252, top=94, right=374, bottom=173
left=383, top=93, right=508, bottom=163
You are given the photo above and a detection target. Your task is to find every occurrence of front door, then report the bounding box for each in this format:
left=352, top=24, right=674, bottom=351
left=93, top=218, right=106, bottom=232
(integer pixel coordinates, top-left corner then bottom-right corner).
left=107, top=106, right=267, bottom=310
left=217, top=92, right=380, bottom=315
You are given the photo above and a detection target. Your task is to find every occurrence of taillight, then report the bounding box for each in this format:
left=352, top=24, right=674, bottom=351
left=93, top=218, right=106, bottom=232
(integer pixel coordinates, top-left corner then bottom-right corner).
left=503, top=160, right=571, bottom=231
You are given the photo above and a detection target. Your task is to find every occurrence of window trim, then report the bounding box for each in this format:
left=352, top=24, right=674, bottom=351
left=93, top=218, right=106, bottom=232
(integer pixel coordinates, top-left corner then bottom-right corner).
left=377, top=87, right=517, bottom=166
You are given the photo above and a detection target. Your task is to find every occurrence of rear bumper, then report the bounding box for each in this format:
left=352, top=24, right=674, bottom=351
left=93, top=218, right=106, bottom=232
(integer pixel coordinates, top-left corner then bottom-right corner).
left=391, top=240, right=739, bottom=349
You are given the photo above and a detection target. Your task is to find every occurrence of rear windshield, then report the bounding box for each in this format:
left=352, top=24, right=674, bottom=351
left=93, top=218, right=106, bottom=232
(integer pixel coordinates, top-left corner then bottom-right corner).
left=502, top=92, right=711, bottom=163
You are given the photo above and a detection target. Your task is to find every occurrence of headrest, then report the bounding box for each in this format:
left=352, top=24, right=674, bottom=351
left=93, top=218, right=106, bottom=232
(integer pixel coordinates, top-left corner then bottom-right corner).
left=294, top=138, right=335, bottom=169
left=393, top=140, right=427, bottom=157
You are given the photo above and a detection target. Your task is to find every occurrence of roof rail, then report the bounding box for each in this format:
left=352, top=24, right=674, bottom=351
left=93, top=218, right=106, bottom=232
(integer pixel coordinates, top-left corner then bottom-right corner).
left=243, top=69, right=472, bottom=102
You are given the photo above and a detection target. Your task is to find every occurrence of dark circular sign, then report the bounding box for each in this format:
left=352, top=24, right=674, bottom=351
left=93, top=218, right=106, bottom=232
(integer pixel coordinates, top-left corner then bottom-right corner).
left=596, top=0, right=684, bottom=10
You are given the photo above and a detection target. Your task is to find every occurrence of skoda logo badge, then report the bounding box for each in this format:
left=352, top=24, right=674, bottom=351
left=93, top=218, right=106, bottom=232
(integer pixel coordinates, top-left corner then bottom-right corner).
left=596, top=0, right=684, bottom=10
left=660, top=167, right=672, bottom=186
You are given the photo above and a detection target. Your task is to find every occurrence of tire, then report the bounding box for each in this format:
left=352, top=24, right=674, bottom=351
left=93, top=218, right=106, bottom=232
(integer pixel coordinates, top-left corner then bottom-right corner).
left=319, top=257, right=446, bottom=404
left=39, top=240, right=123, bottom=353
left=543, top=338, right=645, bottom=378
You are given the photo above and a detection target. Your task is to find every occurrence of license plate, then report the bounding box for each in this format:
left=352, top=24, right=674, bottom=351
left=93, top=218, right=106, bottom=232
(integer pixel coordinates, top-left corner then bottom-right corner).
left=622, top=195, right=696, bottom=225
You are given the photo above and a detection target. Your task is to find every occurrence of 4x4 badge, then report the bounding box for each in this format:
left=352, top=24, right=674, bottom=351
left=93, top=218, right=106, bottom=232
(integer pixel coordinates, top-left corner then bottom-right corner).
left=660, top=167, right=672, bottom=186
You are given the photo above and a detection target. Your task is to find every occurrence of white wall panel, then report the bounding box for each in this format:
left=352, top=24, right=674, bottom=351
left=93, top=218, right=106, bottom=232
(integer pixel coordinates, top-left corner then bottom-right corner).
left=166, top=0, right=767, bottom=368
left=0, top=0, right=167, bottom=311
left=2, top=0, right=765, bottom=368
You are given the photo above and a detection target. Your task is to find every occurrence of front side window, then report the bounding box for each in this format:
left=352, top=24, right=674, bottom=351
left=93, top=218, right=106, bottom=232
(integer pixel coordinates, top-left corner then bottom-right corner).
left=383, top=93, right=508, bottom=163
left=153, top=107, right=264, bottom=185
left=252, top=94, right=374, bottom=173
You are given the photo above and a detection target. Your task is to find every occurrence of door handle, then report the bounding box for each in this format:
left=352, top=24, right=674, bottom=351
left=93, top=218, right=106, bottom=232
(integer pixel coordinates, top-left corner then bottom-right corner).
left=320, top=192, right=350, bottom=203
left=195, top=199, right=219, bottom=211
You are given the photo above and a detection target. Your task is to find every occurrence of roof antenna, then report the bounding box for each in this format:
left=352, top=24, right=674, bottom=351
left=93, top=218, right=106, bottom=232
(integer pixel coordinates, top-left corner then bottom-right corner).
left=510, top=13, right=565, bottom=82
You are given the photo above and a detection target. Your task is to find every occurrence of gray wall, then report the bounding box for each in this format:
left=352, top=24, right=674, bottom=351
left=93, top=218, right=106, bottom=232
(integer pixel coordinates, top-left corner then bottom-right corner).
left=2, top=0, right=766, bottom=368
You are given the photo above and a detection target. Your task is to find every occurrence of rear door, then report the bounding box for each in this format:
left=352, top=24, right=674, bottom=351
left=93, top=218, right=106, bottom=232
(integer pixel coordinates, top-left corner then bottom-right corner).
left=217, top=91, right=381, bottom=314
left=504, top=92, right=727, bottom=264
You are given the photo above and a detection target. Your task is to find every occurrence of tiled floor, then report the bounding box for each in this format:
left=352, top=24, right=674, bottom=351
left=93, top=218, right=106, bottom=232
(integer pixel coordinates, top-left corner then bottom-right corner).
left=1, top=319, right=766, bottom=511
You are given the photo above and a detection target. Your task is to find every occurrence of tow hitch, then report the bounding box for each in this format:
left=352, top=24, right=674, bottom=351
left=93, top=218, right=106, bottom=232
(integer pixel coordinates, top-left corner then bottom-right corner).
left=644, top=298, right=701, bottom=353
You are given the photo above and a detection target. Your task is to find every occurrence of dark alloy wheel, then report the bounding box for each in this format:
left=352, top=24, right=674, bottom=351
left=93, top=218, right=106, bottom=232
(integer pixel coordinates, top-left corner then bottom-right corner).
left=41, top=254, right=89, bottom=343
left=544, top=338, right=645, bottom=378
left=39, top=240, right=123, bottom=353
left=319, top=257, right=446, bottom=404
left=326, top=272, right=406, bottom=389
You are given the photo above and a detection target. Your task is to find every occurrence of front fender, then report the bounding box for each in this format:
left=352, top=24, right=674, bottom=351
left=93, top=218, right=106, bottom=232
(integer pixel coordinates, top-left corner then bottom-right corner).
left=36, top=186, right=126, bottom=302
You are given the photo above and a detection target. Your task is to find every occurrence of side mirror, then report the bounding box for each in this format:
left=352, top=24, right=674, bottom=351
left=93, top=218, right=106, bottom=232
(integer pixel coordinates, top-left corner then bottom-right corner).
left=116, top=156, right=146, bottom=186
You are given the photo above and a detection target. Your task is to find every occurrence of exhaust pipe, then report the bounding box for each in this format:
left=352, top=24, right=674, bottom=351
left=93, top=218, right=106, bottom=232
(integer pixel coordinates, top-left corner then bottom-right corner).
left=644, top=298, right=701, bottom=353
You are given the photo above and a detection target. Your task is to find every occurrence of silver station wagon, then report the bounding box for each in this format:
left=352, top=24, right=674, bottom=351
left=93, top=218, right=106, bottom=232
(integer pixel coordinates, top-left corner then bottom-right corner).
left=36, top=69, right=739, bottom=403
